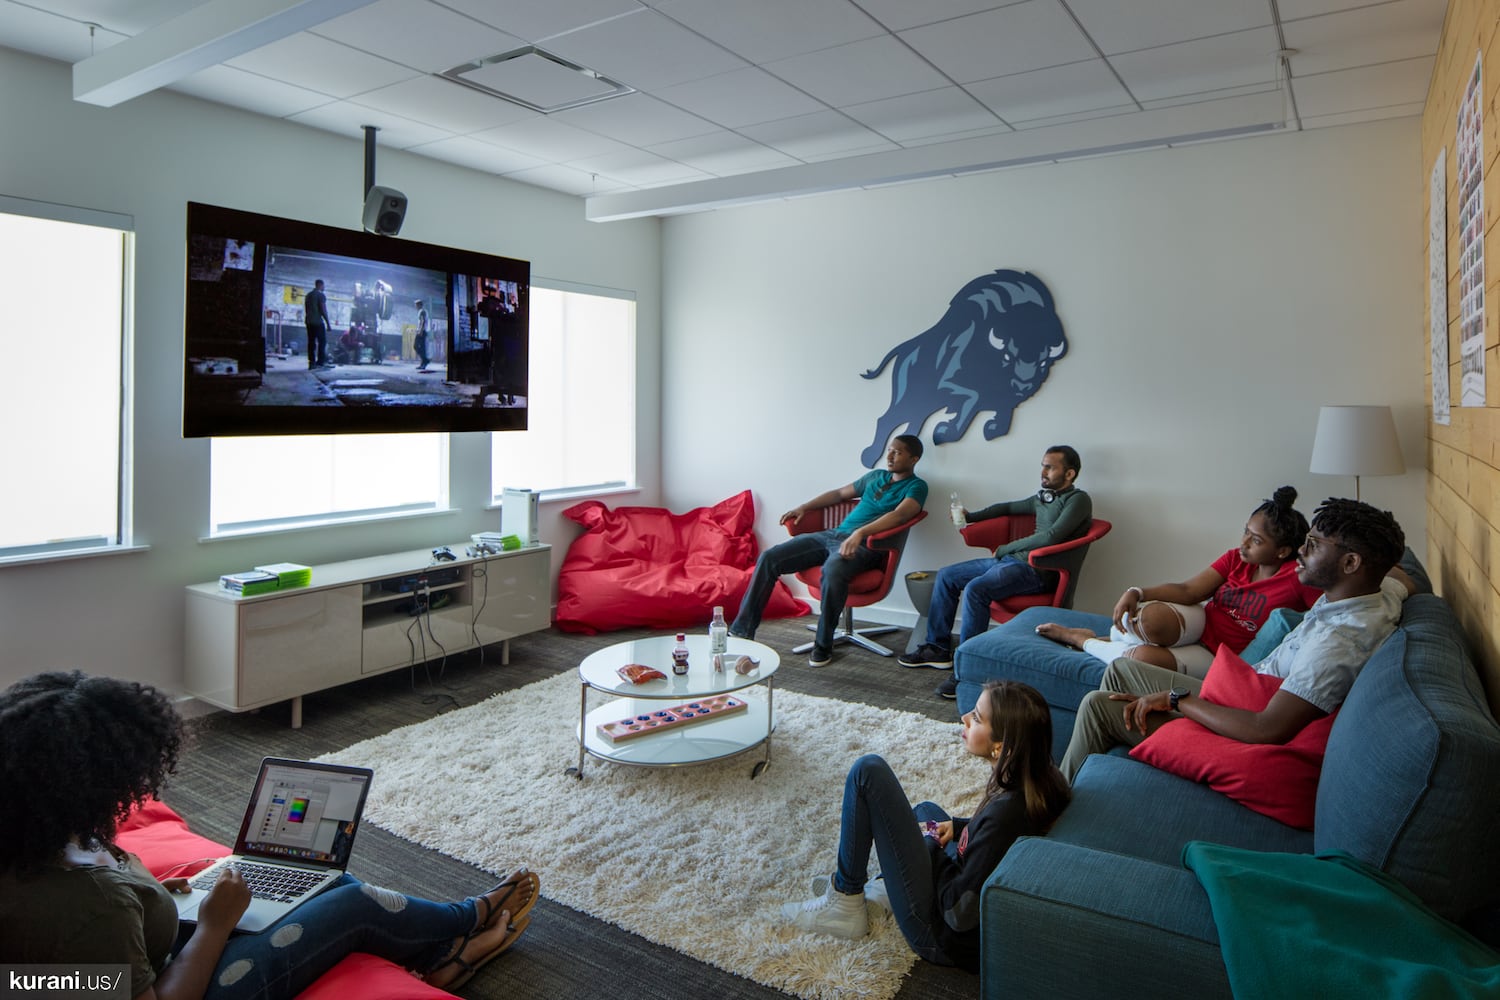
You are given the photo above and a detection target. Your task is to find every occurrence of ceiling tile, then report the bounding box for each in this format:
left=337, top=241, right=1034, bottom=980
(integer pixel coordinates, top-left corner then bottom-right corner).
left=653, top=67, right=827, bottom=128
left=1009, top=103, right=1137, bottom=130
left=502, top=162, right=634, bottom=196
left=897, top=123, right=1012, bottom=148
left=1281, top=0, right=1445, bottom=77
left=1299, top=100, right=1425, bottom=129
left=900, top=1, right=1098, bottom=84
left=287, top=100, right=453, bottom=148
left=0, top=4, right=126, bottom=62
left=406, top=134, right=547, bottom=174
left=542, top=8, right=747, bottom=90
left=653, top=0, right=883, bottom=63
left=739, top=109, right=897, bottom=159
left=311, top=0, right=524, bottom=73
left=841, top=86, right=1002, bottom=141
left=227, top=32, right=419, bottom=98
left=968, top=59, right=1135, bottom=123
left=647, top=132, right=802, bottom=175
left=1067, top=0, right=1270, bottom=55
left=456, top=50, right=621, bottom=109
left=1109, top=25, right=1281, bottom=102
left=850, top=0, right=1021, bottom=33
left=172, top=64, right=333, bottom=119
left=1277, top=0, right=1407, bottom=18
left=766, top=34, right=950, bottom=107
left=568, top=148, right=712, bottom=186
left=1291, top=55, right=1435, bottom=118
left=34, top=0, right=195, bottom=35
left=1140, top=80, right=1281, bottom=109
left=552, top=92, right=719, bottom=146
left=470, top=115, right=632, bottom=161
left=439, top=0, right=645, bottom=45
left=350, top=75, right=537, bottom=133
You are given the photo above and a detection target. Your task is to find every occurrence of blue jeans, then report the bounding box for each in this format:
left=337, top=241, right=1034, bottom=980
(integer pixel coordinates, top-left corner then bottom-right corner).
left=831, top=754, right=955, bottom=966
left=181, top=874, right=479, bottom=999
left=730, top=530, right=881, bottom=651
left=924, top=556, right=1046, bottom=649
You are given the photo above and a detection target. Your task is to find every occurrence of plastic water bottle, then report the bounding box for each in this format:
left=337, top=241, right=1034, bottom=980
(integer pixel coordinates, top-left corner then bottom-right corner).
left=950, top=491, right=967, bottom=529
left=672, top=633, right=690, bottom=675
left=709, top=606, right=728, bottom=655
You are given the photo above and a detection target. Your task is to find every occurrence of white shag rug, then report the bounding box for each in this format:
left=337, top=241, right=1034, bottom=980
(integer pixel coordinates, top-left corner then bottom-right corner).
left=318, top=670, right=985, bottom=1000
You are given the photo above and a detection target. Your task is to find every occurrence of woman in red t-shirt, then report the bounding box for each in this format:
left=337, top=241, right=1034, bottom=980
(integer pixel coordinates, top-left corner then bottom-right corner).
left=1036, top=486, right=1320, bottom=677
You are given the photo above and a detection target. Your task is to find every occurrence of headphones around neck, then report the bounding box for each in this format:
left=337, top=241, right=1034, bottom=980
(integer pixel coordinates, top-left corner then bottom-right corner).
left=1038, top=488, right=1057, bottom=504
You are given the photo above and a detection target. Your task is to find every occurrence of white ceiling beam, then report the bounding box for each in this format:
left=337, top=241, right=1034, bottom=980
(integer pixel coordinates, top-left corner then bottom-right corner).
left=585, top=89, right=1288, bottom=221
left=73, top=0, right=376, bottom=107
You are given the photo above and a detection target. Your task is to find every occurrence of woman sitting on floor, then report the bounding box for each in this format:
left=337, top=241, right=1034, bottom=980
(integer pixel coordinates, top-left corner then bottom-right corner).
left=1036, top=486, right=1319, bottom=677
left=781, top=680, right=1069, bottom=972
left=0, top=670, right=539, bottom=1000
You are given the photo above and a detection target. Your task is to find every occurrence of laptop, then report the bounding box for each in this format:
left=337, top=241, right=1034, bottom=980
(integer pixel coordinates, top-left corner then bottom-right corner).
left=173, top=757, right=374, bottom=933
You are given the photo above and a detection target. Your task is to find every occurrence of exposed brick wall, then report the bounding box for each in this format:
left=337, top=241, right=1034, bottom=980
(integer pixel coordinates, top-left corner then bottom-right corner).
left=1422, top=0, right=1500, bottom=713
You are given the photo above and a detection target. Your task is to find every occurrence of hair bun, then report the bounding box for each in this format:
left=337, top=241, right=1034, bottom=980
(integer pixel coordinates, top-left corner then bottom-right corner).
left=1271, top=486, right=1298, bottom=509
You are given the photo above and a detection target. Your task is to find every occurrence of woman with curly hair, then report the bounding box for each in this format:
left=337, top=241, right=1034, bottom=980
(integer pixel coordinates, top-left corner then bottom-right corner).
left=1036, top=486, right=1320, bottom=676
left=0, top=671, right=538, bottom=999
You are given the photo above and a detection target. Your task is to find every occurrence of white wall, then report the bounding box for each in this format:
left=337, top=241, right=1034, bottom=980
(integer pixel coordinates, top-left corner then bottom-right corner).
left=659, top=119, right=1427, bottom=630
left=0, top=46, right=661, bottom=693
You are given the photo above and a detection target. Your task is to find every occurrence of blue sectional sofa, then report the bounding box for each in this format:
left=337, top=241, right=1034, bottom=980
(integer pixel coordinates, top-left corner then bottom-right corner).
left=952, top=564, right=1500, bottom=998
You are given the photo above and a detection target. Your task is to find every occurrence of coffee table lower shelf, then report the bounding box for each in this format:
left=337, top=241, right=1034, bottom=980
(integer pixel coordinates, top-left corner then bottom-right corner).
left=569, top=694, right=776, bottom=777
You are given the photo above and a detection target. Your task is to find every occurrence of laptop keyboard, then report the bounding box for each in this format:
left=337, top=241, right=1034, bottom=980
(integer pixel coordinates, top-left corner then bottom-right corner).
left=191, top=861, right=326, bottom=902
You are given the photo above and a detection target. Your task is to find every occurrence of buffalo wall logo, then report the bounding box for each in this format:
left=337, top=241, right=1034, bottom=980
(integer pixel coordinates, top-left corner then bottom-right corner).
left=860, top=269, right=1067, bottom=468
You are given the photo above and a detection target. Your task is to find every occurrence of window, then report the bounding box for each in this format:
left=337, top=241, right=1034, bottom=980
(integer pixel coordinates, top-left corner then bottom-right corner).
left=491, top=283, right=636, bottom=497
left=0, top=197, right=130, bottom=559
left=210, top=434, right=447, bottom=536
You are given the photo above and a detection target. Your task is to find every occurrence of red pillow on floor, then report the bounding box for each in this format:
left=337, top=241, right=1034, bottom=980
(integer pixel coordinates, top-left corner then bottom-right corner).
left=114, top=799, right=231, bottom=878
left=1129, top=646, right=1337, bottom=830
left=554, top=490, right=808, bottom=634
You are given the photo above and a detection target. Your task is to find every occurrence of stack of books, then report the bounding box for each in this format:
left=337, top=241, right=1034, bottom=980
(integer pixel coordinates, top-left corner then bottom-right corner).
left=220, top=570, right=281, bottom=596
left=219, top=562, right=313, bottom=596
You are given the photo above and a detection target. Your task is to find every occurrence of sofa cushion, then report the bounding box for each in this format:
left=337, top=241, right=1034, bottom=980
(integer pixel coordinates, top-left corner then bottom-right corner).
left=554, top=491, right=808, bottom=634
left=1316, top=594, right=1500, bottom=925
left=1129, top=646, right=1336, bottom=830
left=295, top=953, right=454, bottom=1000
left=1049, top=754, right=1311, bottom=865
left=1239, top=607, right=1303, bottom=664
left=114, top=799, right=231, bottom=878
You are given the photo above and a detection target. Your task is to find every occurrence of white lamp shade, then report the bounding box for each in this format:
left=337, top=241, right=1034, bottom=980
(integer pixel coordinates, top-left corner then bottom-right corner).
left=1309, top=405, right=1405, bottom=477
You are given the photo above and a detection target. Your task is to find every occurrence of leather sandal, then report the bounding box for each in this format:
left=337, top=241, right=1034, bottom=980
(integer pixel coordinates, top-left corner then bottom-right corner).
left=425, top=914, right=531, bottom=992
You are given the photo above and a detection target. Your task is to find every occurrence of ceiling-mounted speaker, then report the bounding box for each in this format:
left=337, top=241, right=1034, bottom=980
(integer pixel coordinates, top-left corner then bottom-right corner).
left=363, top=185, right=407, bottom=236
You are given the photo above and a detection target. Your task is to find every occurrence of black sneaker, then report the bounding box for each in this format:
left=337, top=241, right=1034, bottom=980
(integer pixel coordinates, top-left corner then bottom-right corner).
left=809, top=645, right=833, bottom=667
left=897, top=644, right=953, bottom=669
left=935, top=675, right=959, bottom=700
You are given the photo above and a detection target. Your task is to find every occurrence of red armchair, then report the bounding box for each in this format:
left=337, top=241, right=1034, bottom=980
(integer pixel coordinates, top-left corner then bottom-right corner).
left=785, top=501, right=928, bottom=656
left=959, top=515, right=1111, bottom=624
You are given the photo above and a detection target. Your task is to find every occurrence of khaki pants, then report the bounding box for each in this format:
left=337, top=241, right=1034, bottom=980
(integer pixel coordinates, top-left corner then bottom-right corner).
left=1060, top=657, right=1204, bottom=782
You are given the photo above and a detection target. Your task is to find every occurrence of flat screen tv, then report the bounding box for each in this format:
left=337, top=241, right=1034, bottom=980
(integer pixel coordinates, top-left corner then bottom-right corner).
left=182, top=201, right=529, bottom=437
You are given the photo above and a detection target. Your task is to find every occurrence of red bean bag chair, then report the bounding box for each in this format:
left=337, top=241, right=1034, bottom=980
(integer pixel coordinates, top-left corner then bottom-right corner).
left=115, top=800, right=455, bottom=999
left=554, top=490, right=810, bottom=634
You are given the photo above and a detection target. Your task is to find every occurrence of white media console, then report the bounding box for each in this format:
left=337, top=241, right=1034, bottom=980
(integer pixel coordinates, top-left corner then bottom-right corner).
left=185, top=543, right=551, bottom=727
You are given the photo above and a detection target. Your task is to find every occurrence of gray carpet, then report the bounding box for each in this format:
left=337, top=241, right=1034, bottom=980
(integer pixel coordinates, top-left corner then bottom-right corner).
left=168, top=614, right=978, bottom=1000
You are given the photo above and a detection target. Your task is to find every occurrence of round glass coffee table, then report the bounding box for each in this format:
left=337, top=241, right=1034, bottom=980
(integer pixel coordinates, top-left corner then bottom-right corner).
left=566, top=634, right=779, bottom=780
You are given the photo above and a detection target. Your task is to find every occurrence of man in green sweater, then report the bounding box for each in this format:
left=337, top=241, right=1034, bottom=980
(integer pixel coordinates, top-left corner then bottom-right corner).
left=899, top=445, right=1091, bottom=699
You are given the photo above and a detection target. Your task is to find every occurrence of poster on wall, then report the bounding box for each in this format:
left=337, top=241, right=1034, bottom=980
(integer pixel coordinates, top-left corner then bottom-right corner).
left=1457, top=52, right=1487, bottom=407
left=1430, top=146, right=1451, bottom=425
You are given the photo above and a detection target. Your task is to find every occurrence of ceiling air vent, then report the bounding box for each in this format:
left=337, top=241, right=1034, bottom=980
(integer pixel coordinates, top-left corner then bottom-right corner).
left=439, top=46, right=634, bottom=113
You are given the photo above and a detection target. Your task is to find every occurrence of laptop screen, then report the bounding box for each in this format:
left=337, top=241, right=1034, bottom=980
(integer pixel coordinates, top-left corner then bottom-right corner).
left=234, top=758, right=374, bottom=867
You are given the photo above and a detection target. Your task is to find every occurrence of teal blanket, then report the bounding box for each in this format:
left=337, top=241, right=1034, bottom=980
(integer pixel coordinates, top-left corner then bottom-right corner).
left=1183, top=842, right=1500, bottom=1000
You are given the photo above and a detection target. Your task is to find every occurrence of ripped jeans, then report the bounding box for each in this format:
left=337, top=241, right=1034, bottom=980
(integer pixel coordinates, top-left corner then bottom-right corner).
left=177, top=875, right=478, bottom=999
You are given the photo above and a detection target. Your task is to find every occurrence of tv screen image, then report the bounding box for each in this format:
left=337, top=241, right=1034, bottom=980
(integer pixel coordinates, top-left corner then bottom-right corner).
left=183, top=202, right=529, bottom=437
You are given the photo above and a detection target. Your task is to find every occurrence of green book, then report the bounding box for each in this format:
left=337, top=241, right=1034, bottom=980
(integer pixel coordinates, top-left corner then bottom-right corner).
left=255, top=562, right=313, bottom=588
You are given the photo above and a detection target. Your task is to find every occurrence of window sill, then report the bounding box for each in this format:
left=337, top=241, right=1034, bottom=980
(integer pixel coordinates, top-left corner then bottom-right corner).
left=486, top=484, right=641, bottom=509
left=202, top=506, right=457, bottom=543
left=0, top=543, right=150, bottom=570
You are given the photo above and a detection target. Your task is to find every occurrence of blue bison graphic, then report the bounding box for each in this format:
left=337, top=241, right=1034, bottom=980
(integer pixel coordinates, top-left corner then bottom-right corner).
left=860, top=269, right=1067, bottom=468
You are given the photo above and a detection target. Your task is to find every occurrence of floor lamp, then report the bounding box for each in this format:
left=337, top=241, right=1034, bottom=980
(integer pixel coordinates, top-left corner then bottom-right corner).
left=1309, top=405, right=1404, bottom=502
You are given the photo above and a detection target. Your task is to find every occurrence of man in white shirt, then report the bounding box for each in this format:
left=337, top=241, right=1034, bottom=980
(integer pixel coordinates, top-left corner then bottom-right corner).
left=1060, top=498, right=1413, bottom=782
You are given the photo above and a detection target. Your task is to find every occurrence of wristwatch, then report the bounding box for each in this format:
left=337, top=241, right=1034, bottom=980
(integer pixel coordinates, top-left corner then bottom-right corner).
left=1169, top=687, right=1190, bottom=712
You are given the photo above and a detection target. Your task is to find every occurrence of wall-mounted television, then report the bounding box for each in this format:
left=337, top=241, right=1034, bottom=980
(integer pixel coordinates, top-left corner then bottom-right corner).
left=182, top=201, right=529, bottom=437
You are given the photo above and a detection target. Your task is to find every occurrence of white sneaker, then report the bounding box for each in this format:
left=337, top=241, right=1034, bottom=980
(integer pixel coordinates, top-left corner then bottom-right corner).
left=781, top=884, right=869, bottom=939
left=809, top=875, right=891, bottom=915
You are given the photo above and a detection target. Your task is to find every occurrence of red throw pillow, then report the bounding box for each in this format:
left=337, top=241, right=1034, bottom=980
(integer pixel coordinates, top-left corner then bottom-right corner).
left=554, top=491, right=808, bottom=634
left=1129, top=645, right=1336, bottom=830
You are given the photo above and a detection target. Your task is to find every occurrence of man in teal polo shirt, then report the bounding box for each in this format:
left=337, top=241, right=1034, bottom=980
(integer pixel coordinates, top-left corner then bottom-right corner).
left=730, top=435, right=929, bottom=667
